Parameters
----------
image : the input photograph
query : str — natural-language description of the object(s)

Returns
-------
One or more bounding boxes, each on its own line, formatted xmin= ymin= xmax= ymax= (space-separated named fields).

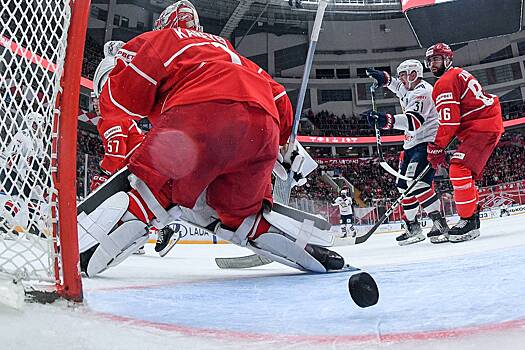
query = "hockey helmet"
xmin=397 ymin=59 xmax=423 ymax=88
xmin=25 ymin=112 xmax=43 ymax=131
xmin=92 ymin=55 xmax=117 ymax=98
xmin=340 ymin=189 xmax=348 ymax=196
xmin=154 ymin=1 xmax=203 ymax=31
xmin=425 ymin=43 xmax=453 ymax=69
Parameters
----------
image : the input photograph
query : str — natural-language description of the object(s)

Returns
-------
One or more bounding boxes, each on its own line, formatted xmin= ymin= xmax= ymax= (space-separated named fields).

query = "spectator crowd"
xmin=298 ymin=106 xmax=525 ymax=138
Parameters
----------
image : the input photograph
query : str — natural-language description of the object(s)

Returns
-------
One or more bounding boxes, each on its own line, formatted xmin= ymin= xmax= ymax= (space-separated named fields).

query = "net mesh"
xmin=0 ymin=0 xmax=71 ymax=284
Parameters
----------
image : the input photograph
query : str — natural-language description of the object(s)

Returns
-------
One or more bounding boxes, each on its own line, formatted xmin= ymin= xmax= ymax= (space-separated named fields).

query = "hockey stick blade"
xmin=215 ymin=254 xmax=273 ymax=269
xmin=379 ymin=161 xmax=412 ymax=181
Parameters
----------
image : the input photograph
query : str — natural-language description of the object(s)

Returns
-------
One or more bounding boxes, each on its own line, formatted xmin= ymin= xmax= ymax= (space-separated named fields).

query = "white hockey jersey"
xmin=387 ymin=77 xmax=439 ymax=150
xmin=332 ymin=196 xmax=353 ymax=215
xmin=0 ymin=129 xmax=44 ymax=178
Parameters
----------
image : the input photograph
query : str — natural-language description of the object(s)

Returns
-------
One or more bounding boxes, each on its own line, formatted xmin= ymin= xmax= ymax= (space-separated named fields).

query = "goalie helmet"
xmin=154 ymin=1 xmax=203 ymax=31
xmin=425 ymin=43 xmax=453 ymax=69
xmin=93 ymin=55 xmax=117 ymax=98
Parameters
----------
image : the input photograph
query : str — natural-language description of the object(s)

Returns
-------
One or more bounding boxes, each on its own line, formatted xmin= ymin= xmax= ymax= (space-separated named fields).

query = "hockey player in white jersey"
xmin=0 ymin=112 xmax=46 ymax=236
xmin=366 ymin=60 xmax=449 ymax=245
xmin=331 ymin=189 xmax=357 ymax=238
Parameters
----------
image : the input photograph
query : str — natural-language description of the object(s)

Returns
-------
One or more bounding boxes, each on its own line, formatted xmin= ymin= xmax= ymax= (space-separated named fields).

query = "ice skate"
xmin=427 ymin=211 xmax=449 ymax=244
xmin=396 ymin=219 xmax=425 ymax=246
xmin=304 ymin=244 xmax=345 ymax=270
xmin=448 ymin=212 xmax=480 ymax=243
xmin=155 ymin=225 xmax=179 ymax=257
xmin=340 ymin=226 xmax=348 ymax=239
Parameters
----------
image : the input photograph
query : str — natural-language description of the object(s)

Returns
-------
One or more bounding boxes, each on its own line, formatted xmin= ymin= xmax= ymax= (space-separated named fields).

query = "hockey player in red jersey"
xmin=425 ymin=43 xmax=503 ymax=242
xmin=77 ymin=1 xmax=342 ymax=277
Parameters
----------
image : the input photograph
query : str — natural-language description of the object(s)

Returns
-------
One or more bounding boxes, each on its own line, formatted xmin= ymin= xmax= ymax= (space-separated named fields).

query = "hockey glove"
xmin=366 ymin=110 xmax=394 ymax=130
xmin=90 ymin=174 xmax=109 ymax=192
xmin=273 ymin=140 xmax=317 ymax=187
xmin=366 ymin=68 xmax=391 ymax=87
xmin=427 ymin=143 xmax=447 ymax=169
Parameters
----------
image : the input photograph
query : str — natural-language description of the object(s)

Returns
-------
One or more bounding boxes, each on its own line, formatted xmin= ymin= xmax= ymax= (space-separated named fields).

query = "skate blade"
xmin=398 ymin=234 xmax=425 ymax=246
xmin=449 ymin=229 xmax=480 ymax=243
xmin=429 ymin=235 xmax=449 ymax=244
xmin=158 ymin=239 xmax=178 ymax=257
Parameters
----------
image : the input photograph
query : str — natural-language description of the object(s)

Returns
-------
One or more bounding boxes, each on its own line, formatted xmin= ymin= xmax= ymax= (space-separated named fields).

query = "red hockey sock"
xmin=127 ymin=189 xmax=155 ymax=223
xmin=401 ymin=196 xmax=418 ymax=221
xmin=449 ymin=163 xmax=478 ymax=218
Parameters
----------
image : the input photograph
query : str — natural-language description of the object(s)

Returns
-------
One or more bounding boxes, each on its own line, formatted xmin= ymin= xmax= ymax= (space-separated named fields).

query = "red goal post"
xmin=0 ymin=0 xmax=91 ymax=303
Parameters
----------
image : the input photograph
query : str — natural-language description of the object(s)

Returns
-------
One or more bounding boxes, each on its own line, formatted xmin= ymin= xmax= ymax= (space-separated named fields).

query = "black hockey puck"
xmin=348 ymin=272 xmax=379 ymax=308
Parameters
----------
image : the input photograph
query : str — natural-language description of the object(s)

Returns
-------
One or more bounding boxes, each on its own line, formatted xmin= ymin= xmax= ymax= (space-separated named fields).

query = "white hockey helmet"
xmin=396 ymin=59 xmax=423 ymax=88
xmin=154 ymin=1 xmax=203 ymax=31
xmin=340 ymin=189 xmax=348 ymax=196
xmin=92 ymin=55 xmax=117 ymax=98
xmin=25 ymin=111 xmax=43 ymax=131
xmin=397 ymin=59 xmax=424 ymax=79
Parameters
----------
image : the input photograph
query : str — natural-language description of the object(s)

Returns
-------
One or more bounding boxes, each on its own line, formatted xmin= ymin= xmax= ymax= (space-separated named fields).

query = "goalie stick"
xmin=273 ymin=0 xmax=329 ymax=206
xmin=369 ymin=83 xmax=412 ymax=181
xmin=219 ymin=0 xmax=329 ymax=269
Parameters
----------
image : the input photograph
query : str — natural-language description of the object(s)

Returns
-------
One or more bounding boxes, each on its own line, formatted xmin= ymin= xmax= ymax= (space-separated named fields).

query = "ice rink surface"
xmin=1 ymin=214 xmax=524 ymax=350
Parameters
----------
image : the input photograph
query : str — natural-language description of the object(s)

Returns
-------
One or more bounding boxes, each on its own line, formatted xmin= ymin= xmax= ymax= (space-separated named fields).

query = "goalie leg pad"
xmin=77 ymin=191 xmax=130 ymax=253
xmin=214 ymin=215 xmax=327 ymax=272
xmin=248 ymin=230 xmax=326 ymax=273
xmin=263 ymin=206 xmax=334 ymax=247
xmin=77 ymin=166 xmax=131 ymax=215
xmin=77 ymin=190 xmax=149 ymax=277
xmin=86 ymin=221 xmax=149 ymax=277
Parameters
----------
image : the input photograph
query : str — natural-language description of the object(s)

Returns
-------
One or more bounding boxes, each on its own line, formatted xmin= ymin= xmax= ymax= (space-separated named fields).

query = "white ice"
xmin=1 ymin=214 xmax=525 ymax=350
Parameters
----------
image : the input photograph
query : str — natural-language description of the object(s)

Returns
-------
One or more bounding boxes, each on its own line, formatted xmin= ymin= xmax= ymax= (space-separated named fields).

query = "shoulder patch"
xmin=436 ymin=92 xmax=453 ymax=104
xmin=104 ymin=125 xmax=122 ymax=139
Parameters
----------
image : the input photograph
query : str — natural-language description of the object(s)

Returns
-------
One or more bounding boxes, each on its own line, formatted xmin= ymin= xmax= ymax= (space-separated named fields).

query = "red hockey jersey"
xmin=431 ymin=67 xmax=503 ymax=148
xmin=99 ymin=28 xmax=292 ymax=145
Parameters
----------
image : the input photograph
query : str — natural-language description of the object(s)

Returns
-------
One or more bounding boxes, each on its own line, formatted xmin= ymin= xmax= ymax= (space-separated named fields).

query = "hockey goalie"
xmin=77 ymin=1 xmax=345 ymax=277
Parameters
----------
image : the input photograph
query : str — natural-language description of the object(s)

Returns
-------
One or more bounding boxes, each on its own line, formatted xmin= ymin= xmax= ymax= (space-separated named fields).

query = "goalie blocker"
xmin=77 ymin=167 xmax=343 ymax=277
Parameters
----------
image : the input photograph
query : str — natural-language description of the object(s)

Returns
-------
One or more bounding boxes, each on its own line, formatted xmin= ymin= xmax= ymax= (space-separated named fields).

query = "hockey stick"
xmin=369 ymin=82 xmax=412 ymax=181
xmin=219 ymin=0 xmax=329 ymax=270
xmin=354 ymin=138 xmax=455 ymax=244
xmin=215 ymin=255 xmax=273 ymax=269
xmin=273 ymin=0 xmax=329 ymax=205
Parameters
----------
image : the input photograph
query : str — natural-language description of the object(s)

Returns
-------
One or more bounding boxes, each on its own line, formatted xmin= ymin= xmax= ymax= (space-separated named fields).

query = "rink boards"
xmin=146 ymin=204 xmax=525 ymax=245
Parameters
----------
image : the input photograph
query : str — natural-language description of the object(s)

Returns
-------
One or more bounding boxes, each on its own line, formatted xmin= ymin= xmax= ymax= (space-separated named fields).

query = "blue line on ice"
xmin=86 ymin=246 xmax=525 ymax=336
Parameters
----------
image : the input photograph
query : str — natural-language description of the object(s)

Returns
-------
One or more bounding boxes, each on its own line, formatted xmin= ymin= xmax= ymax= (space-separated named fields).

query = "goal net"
xmin=0 ymin=0 xmax=89 ymax=303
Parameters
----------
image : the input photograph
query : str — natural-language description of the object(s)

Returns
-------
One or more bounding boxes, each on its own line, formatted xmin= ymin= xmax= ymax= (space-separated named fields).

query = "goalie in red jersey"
xmin=425 ymin=43 xmax=503 ymax=243
xmin=77 ymin=1 xmax=342 ymax=277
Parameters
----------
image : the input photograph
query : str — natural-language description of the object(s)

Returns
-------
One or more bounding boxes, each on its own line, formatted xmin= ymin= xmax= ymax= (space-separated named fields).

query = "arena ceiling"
xmin=109 ymin=0 xmax=403 ymax=38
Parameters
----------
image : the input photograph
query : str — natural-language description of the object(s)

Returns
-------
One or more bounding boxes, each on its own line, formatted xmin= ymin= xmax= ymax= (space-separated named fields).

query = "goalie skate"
xmin=155 ymin=224 xmax=182 ymax=257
